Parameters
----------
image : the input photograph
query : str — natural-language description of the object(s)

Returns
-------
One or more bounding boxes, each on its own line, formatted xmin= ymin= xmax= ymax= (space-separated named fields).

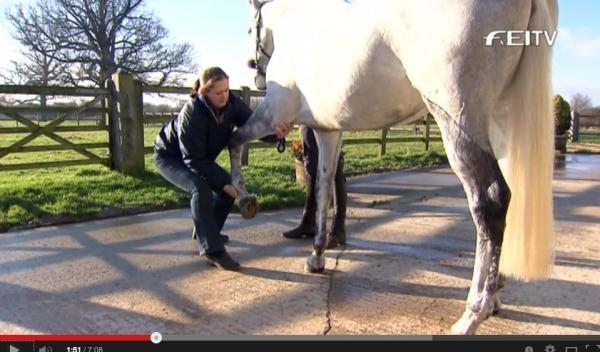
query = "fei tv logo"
xmin=485 ymin=30 xmax=557 ymax=46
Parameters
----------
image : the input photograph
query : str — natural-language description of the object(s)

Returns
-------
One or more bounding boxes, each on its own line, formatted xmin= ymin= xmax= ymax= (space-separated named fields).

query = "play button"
xmin=4 ymin=343 xmax=32 ymax=352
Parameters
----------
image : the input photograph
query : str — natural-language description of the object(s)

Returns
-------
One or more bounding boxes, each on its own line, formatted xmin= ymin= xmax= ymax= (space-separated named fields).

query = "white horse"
xmin=229 ymin=0 xmax=557 ymax=334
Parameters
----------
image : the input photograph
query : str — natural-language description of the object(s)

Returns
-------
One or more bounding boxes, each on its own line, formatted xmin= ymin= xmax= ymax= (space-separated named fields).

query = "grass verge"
xmin=0 ymin=135 xmax=446 ymax=232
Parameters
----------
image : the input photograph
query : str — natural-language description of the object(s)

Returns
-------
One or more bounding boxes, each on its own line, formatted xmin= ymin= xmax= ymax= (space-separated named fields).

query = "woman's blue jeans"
xmin=154 ymin=153 xmax=233 ymax=255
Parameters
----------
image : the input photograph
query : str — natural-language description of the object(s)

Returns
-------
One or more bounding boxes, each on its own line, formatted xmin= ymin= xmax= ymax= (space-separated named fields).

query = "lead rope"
xmin=277 ymin=139 xmax=286 ymax=153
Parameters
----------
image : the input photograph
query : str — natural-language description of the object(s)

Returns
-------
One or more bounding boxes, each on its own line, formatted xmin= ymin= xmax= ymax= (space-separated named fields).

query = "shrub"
xmin=554 ymin=94 xmax=572 ymax=136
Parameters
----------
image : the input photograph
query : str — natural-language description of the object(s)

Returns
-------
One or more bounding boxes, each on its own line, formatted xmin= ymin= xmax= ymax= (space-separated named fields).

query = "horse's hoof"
xmin=450 ymin=312 xmax=478 ymax=335
xmin=239 ymin=195 xmax=259 ymax=219
xmin=304 ymin=261 xmax=325 ymax=273
xmin=449 ymin=324 xmax=466 ymax=335
xmin=450 ymin=321 xmax=474 ymax=335
xmin=304 ymin=253 xmax=325 ymax=273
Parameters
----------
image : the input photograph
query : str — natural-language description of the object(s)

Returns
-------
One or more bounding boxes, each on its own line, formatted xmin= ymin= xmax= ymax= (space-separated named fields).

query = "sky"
xmin=0 ymin=0 xmax=599 ymax=106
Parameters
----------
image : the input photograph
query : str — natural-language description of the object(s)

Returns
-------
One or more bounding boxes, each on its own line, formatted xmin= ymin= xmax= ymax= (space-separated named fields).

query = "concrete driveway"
xmin=0 ymin=154 xmax=598 ymax=336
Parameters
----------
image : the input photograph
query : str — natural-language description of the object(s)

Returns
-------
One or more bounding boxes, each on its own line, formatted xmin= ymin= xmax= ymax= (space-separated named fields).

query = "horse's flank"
xmin=264 ymin=0 xmax=427 ymax=130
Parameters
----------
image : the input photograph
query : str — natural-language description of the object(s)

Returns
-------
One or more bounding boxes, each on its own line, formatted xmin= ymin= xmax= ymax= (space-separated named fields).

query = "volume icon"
xmin=39 ymin=346 xmax=53 ymax=352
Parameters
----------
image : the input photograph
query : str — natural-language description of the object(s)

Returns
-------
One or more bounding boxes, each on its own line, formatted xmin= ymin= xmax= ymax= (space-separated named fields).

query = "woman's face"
xmin=205 ymin=78 xmax=230 ymax=109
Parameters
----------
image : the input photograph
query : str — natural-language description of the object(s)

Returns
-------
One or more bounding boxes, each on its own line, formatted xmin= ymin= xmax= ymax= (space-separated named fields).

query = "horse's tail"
xmin=498 ymin=0 xmax=558 ymax=281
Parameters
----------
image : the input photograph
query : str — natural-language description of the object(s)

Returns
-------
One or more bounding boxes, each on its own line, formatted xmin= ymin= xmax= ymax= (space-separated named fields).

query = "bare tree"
xmin=0 ymin=48 xmax=73 ymax=110
xmin=0 ymin=50 xmax=71 ymax=86
xmin=570 ymin=93 xmax=593 ymax=113
xmin=6 ymin=0 xmax=197 ymax=87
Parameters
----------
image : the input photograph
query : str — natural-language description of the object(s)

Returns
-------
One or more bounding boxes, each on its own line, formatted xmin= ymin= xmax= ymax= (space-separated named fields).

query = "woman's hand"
xmin=274 ymin=121 xmax=291 ymax=139
xmin=222 ymin=184 xmax=239 ymax=199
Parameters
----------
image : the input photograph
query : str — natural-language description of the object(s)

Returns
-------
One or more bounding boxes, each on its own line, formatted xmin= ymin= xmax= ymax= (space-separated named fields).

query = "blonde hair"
xmin=190 ymin=66 xmax=229 ymax=98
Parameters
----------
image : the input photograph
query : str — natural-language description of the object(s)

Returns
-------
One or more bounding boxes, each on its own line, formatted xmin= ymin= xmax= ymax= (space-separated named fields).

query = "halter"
xmin=252 ymin=1 xmax=286 ymax=153
xmin=253 ymin=0 xmax=273 ymax=78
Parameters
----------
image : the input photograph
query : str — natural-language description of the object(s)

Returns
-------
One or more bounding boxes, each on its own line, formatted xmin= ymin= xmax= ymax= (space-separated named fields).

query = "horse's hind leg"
xmin=449 ymin=137 xmax=509 ymax=334
xmin=427 ymin=101 xmax=510 ymax=335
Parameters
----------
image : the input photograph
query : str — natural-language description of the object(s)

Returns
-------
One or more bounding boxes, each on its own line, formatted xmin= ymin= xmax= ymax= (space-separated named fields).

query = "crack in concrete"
xmin=323 ymin=245 xmax=346 ymax=335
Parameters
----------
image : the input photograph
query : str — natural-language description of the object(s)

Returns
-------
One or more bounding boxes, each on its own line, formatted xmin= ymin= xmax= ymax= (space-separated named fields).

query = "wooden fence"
xmin=140 ymin=82 xmax=440 ymax=165
xmin=0 ymin=70 xmax=441 ymax=173
xmin=0 ymin=85 xmax=110 ymax=171
xmin=570 ymin=111 xmax=600 ymax=142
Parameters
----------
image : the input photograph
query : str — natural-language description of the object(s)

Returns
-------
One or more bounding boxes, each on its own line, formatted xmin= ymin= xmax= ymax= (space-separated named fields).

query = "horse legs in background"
xmin=493 ymin=273 xmax=507 ymax=315
xmin=427 ymin=102 xmax=511 ymax=335
xmin=305 ymin=130 xmax=344 ymax=273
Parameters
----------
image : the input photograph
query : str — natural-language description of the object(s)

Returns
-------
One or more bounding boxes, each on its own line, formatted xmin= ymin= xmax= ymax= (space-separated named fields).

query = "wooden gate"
xmin=0 ymin=85 xmax=110 ymax=172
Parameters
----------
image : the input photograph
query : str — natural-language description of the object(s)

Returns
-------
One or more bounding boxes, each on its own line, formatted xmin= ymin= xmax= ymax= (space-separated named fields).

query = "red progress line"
xmin=0 ymin=335 xmax=150 ymax=341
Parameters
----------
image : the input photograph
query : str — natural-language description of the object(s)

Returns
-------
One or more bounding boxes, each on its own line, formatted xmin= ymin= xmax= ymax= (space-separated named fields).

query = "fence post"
xmin=106 ymin=70 xmax=145 ymax=175
xmin=379 ymin=128 xmax=388 ymax=157
xmin=570 ymin=110 xmax=580 ymax=142
xmin=424 ymin=114 xmax=431 ymax=151
xmin=240 ymin=86 xmax=251 ymax=166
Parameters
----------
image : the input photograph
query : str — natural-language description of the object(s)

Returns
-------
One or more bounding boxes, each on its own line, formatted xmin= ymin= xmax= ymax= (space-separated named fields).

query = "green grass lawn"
xmin=578 ymin=130 xmax=600 ymax=143
xmin=0 ymin=123 xmax=446 ymax=232
xmin=3 ymin=119 xmax=599 ymax=233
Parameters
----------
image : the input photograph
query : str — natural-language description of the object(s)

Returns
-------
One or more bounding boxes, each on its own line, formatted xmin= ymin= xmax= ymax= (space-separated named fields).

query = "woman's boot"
xmin=327 ymin=155 xmax=347 ymax=248
xmin=282 ymin=173 xmax=317 ymax=239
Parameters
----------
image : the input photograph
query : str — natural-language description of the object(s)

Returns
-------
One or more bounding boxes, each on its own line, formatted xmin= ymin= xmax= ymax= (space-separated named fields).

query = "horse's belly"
xmin=304 ymin=37 xmax=426 ymax=130
xmin=310 ymin=73 xmax=425 ymax=130
xmin=344 ymin=77 xmax=425 ymax=130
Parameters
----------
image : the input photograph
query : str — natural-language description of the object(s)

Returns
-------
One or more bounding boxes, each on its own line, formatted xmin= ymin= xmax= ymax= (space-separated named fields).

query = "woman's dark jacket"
xmin=154 ymin=93 xmax=276 ymax=191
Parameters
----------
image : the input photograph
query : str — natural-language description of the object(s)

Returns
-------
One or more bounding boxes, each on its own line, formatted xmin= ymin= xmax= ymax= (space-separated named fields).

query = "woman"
xmin=154 ymin=67 xmax=289 ymax=271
